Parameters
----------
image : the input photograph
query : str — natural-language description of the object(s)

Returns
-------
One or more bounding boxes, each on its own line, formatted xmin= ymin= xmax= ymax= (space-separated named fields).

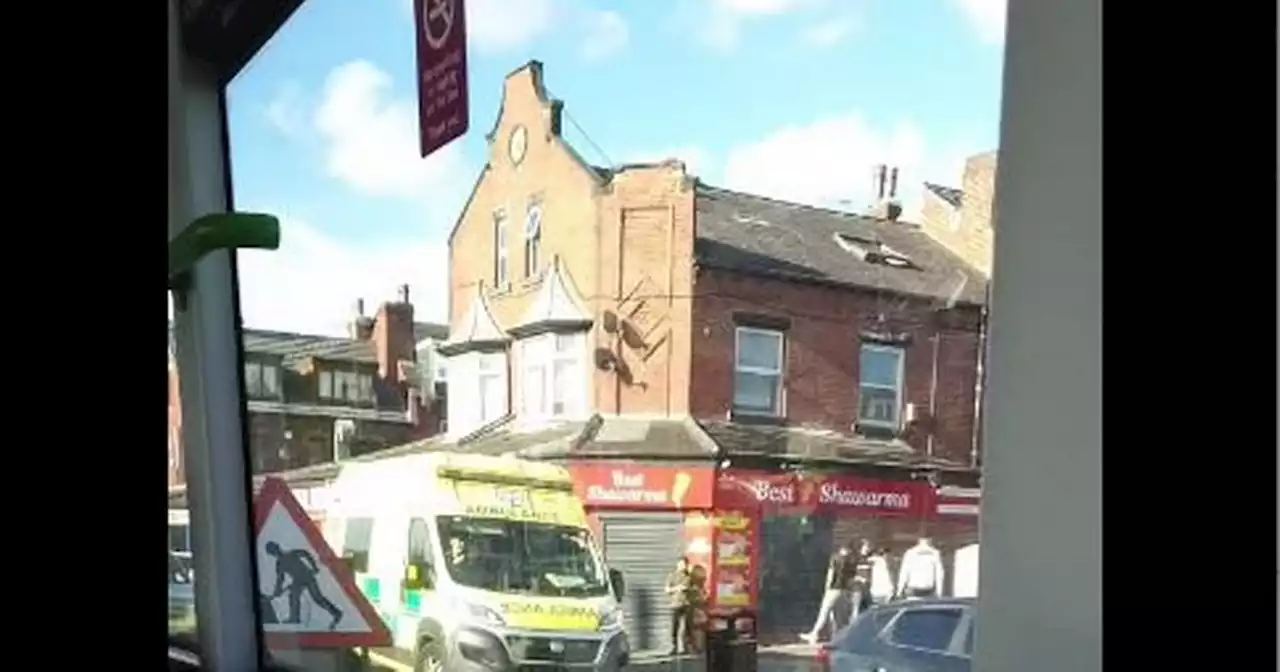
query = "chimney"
xmin=348 ymin=299 xmax=374 ymax=340
xmin=867 ymin=164 xmax=903 ymax=222
xmin=373 ymin=285 xmax=416 ymax=384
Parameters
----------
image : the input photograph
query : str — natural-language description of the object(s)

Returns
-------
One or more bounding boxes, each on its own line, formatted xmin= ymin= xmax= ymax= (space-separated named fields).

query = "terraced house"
xmin=416 ymin=61 xmax=992 ymax=648
xmin=166 ymin=287 xmax=448 ymax=488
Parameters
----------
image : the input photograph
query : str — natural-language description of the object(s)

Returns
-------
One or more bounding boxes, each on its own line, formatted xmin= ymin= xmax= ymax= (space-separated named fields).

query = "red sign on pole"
xmin=414 ymin=0 xmax=469 ymax=158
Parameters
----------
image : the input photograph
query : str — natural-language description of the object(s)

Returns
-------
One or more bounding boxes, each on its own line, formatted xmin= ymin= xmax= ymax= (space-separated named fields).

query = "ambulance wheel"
xmin=414 ymin=639 xmax=445 ymax=672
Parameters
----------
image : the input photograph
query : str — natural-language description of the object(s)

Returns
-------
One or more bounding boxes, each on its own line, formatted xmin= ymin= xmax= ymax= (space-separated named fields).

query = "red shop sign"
xmin=569 ymin=463 xmax=715 ymax=510
xmin=716 ymin=469 xmax=932 ymax=517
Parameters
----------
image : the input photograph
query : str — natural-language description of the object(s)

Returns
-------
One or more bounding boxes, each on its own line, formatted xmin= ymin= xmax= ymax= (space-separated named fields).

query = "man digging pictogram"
xmin=263 ymin=541 xmax=344 ymax=630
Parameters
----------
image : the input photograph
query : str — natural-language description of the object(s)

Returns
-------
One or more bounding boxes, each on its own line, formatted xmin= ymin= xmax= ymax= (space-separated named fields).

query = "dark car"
xmin=815 ymin=597 xmax=976 ymax=672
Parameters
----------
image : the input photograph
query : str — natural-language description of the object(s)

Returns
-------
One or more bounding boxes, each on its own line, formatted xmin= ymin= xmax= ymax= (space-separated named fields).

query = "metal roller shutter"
xmin=598 ymin=512 xmax=683 ymax=654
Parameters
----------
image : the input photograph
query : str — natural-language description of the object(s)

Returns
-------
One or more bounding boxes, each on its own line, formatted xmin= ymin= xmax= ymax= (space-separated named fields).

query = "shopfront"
xmin=567 ymin=461 xmax=717 ymax=653
xmin=706 ymin=468 xmax=981 ymax=644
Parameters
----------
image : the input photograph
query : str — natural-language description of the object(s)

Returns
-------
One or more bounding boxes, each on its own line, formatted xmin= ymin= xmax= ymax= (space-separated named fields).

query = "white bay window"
xmin=518 ymin=332 xmax=586 ymax=421
xmin=445 ymin=350 xmax=509 ymax=438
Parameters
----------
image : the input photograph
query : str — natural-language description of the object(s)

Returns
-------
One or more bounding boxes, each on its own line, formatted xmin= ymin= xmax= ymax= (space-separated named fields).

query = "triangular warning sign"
xmin=253 ymin=478 xmax=392 ymax=649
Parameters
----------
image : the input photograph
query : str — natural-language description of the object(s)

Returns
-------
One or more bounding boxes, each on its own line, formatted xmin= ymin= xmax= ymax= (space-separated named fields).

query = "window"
xmin=550 ymin=333 xmax=580 ymax=416
xmin=494 ymin=211 xmax=509 ymax=289
xmin=243 ymin=362 xmax=279 ymax=399
xmin=478 ymin=355 xmax=505 ymax=423
xmin=169 ymin=525 xmax=190 ymax=553
xmin=318 ymin=370 xmax=333 ymax=399
xmin=835 ymin=607 xmax=899 ymax=652
xmin=887 ymin=608 xmax=964 ymax=653
xmin=733 ymin=327 xmax=784 ymax=415
xmin=524 ymin=202 xmax=542 ymax=278
xmin=522 ymin=348 xmax=546 ymax=416
xmin=858 ymin=343 xmax=905 ymax=427
xmin=340 ymin=516 xmax=375 ymax=573
xmin=319 ymin=370 xmax=375 ymax=405
xmin=407 ymin=517 xmax=433 ymax=565
xmin=519 ymin=333 xmax=583 ymax=419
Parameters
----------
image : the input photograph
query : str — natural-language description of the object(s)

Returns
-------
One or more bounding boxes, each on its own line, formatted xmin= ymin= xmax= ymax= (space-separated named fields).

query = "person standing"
xmin=867 ymin=546 xmax=896 ymax=606
xmin=800 ymin=542 xmax=858 ymax=644
xmin=664 ymin=556 xmax=696 ymax=656
xmin=849 ymin=539 xmax=873 ymax=620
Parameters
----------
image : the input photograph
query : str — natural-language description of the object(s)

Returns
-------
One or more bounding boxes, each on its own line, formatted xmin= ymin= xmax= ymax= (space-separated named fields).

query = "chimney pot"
xmin=873 ymin=164 xmax=887 ymax=200
xmin=355 ymin=298 xmax=365 ymax=316
xmin=398 ymin=284 xmax=410 ymax=304
xmin=888 ymin=167 xmax=900 ymax=199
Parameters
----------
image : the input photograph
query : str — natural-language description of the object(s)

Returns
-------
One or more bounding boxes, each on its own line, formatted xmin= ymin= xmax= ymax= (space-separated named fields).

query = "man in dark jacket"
xmin=664 ymin=556 xmax=697 ymax=655
xmin=800 ymin=542 xmax=860 ymax=644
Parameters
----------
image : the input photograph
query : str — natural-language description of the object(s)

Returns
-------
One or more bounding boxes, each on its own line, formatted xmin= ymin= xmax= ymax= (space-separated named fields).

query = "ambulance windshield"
xmin=436 ymin=516 xmax=610 ymax=598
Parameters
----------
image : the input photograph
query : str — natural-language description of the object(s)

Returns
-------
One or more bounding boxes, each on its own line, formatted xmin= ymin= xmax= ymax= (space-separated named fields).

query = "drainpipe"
xmin=969 ymin=285 xmax=991 ymax=468
xmin=926 ymin=330 xmax=941 ymax=459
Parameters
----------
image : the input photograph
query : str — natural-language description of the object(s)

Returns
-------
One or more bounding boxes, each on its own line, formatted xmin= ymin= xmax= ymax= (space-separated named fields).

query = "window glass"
xmin=859 ymin=346 xmax=902 ymax=388
xmin=888 ymin=608 xmax=964 ymax=653
xmin=318 ymin=370 xmax=333 ymax=399
xmin=262 ymin=364 xmax=279 ymax=397
xmin=858 ymin=344 xmax=903 ymax=425
xmin=408 ymin=517 xmax=433 ymax=565
xmin=835 ymin=607 xmax=899 ymax=652
xmin=963 ymin=617 xmax=975 ymax=655
xmin=341 ymin=517 xmax=375 ymax=573
xmin=736 ymin=329 xmax=782 ymax=370
xmin=244 ymin=361 xmax=262 ymax=397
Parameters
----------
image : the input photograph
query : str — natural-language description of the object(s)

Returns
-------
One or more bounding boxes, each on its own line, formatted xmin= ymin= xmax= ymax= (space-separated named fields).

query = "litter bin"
xmin=705 ymin=609 xmax=757 ymax=672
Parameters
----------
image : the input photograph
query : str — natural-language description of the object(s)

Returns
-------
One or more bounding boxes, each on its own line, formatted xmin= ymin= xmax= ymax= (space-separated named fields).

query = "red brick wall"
xmin=168 ymin=362 xmax=184 ymax=488
xmin=689 ymin=268 xmax=982 ymax=464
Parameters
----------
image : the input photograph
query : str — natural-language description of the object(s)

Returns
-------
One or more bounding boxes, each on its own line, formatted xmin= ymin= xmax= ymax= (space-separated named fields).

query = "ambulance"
xmin=324 ymin=451 xmax=629 ymax=672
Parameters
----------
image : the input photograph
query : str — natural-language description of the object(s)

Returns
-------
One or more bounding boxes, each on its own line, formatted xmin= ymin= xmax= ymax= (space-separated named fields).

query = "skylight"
xmin=833 ymin=232 xmax=914 ymax=268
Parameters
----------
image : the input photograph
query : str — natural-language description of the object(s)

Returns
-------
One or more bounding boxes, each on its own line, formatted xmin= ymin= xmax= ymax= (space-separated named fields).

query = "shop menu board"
xmin=711 ymin=510 xmax=757 ymax=609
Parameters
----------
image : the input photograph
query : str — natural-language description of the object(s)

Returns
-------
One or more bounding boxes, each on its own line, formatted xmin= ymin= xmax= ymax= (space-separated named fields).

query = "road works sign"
xmin=253 ymin=478 xmax=391 ymax=648
xmin=414 ymin=0 xmax=470 ymax=158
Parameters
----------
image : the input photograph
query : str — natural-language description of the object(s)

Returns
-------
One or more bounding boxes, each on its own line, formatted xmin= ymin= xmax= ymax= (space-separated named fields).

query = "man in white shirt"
xmin=896 ymin=538 xmax=944 ymax=599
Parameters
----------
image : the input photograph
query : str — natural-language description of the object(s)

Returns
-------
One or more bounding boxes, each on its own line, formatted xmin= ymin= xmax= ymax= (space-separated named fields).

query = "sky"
xmin=222 ymin=0 xmax=1007 ymax=336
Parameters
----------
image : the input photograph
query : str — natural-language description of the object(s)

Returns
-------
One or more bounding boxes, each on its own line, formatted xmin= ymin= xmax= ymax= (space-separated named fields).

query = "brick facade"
xmin=446 ymin=61 xmax=983 ymax=465
xmin=448 ymin=63 xmax=697 ymax=421
xmin=918 ymin=151 xmax=997 ymax=276
xmin=167 ymin=297 xmax=446 ymax=485
xmin=690 ymin=269 xmax=982 ymax=465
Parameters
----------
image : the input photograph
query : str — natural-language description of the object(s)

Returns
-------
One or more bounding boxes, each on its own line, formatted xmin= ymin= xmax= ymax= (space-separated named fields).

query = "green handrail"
xmin=168 ymin=212 xmax=280 ymax=307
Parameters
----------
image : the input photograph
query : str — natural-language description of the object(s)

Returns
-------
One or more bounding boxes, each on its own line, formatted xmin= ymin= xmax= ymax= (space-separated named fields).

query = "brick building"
xmin=166 ymin=287 xmax=448 ymax=488
xmin=393 ymin=61 xmax=991 ymax=647
xmin=919 ymin=150 xmax=998 ymax=276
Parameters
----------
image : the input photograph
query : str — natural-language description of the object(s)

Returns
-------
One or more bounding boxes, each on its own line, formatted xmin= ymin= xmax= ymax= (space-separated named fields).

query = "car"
xmin=815 ymin=597 xmax=976 ymax=672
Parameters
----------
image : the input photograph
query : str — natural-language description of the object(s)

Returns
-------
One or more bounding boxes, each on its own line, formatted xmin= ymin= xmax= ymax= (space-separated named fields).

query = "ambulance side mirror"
xmin=608 ymin=569 xmax=626 ymax=599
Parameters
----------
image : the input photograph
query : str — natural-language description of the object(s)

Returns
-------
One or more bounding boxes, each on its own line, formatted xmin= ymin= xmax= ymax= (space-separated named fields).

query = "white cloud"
xmin=236 ymin=211 xmax=450 ymax=335
xmin=264 ymin=82 xmax=306 ymax=137
xmin=401 ymin=0 xmax=559 ymax=53
xmin=625 ymin=147 xmax=713 ymax=179
xmin=722 ymin=113 xmax=941 ymax=215
xmin=682 ymin=0 xmax=812 ymax=52
xmin=314 ymin=60 xmax=466 ymax=199
xmin=953 ymin=0 xmax=1006 ymax=45
xmin=579 ymin=9 xmax=630 ymax=62
xmin=712 ymin=0 xmax=805 ymax=15
xmin=800 ymin=16 xmax=859 ymax=47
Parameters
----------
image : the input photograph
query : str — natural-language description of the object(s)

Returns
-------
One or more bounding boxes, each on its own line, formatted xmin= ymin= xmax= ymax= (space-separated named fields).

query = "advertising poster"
xmin=711 ymin=509 xmax=757 ymax=610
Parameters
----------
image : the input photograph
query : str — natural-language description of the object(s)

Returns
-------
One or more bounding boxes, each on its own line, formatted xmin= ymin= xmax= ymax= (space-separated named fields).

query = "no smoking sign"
xmin=414 ymin=0 xmax=470 ymax=158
